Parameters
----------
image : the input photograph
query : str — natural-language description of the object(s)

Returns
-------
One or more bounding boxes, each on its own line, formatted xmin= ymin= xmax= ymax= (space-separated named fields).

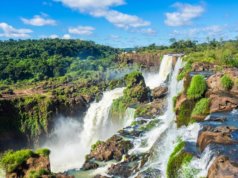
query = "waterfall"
xmin=44 ymin=87 xmax=132 ymax=172
xmin=144 ymin=54 xmax=173 ymax=89
xmin=130 ymin=57 xmax=184 ymax=177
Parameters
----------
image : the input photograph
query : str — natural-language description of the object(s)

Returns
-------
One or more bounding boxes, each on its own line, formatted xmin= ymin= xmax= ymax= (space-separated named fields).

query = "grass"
xmin=28 ymin=169 xmax=50 ymax=178
xmin=192 ymin=98 xmax=210 ymax=117
xmin=187 ymin=75 xmax=207 ymax=100
xmin=0 ymin=149 xmax=34 ymax=173
xmin=221 ymin=75 xmax=234 ymax=90
xmin=177 ymin=61 xmax=192 ymax=81
xmin=35 ymin=148 xmax=50 ymax=157
xmin=167 ymin=141 xmax=193 ymax=178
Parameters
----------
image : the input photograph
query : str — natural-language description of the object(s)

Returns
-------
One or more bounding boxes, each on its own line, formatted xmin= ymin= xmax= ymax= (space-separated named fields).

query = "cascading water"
xmin=144 ymin=54 xmax=173 ymax=89
xmin=130 ymin=57 xmax=184 ymax=177
xmin=44 ymin=87 xmax=132 ymax=172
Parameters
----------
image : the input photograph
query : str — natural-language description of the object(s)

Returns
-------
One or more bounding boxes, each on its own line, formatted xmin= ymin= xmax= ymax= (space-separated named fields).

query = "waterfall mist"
xmin=43 ymin=88 xmax=129 ymax=172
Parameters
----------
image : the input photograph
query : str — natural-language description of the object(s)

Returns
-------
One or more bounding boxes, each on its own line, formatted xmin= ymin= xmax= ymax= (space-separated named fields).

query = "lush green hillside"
xmin=0 ymin=39 xmax=119 ymax=84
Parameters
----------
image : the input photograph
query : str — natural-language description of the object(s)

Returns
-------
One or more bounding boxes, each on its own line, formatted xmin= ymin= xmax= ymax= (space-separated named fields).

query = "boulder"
xmin=82 ymin=162 xmax=99 ymax=170
xmin=83 ymin=135 xmax=133 ymax=170
xmin=208 ymin=155 xmax=238 ymax=178
xmin=152 ymin=86 xmax=168 ymax=99
xmin=197 ymin=126 xmax=238 ymax=151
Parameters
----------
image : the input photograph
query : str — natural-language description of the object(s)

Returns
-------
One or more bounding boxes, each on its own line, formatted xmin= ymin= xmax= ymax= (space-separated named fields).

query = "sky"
xmin=0 ymin=0 xmax=238 ymax=48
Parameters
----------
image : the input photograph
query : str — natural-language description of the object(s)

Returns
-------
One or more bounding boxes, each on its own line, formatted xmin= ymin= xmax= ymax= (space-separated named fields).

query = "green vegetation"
xmin=139 ymin=119 xmax=159 ymax=131
xmin=177 ymin=61 xmax=192 ymax=81
xmin=91 ymin=141 xmax=103 ymax=151
xmin=187 ymin=75 xmax=207 ymax=100
xmin=35 ymin=148 xmax=50 ymax=157
xmin=110 ymin=71 xmax=150 ymax=116
xmin=167 ymin=140 xmax=193 ymax=178
xmin=176 ymin=99 xmax=196 ymax=127
xmin=29 ymin=169 xmax=50 ymax=178
xmin=0 ymin=149 xmax=34 ymax=172
xmin=134 ymin=105 xmax=151 ymax=118
xmin=221 ymin=75 xmax=234 ymax=90
xmin=0 ymin=39 xmax=119 ymax=84
xmin=192 ymin=98 xmax=210 ymax=117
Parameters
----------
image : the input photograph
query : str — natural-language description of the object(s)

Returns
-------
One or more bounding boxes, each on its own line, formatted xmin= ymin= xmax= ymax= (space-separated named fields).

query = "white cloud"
xmin=103 ymin=10 xmax=150 ymax=29
xmin=68 ymin=26 xmax=95 ymax=35
xmin=141 ymin=28 xmax=157 ymax=35
xmin=49 ymin=34 xmax=59 ymax=39
xmin=21 ymin=14 xmax=57 ymax=26
xmin=62 ymin=34 xmax=71 ymax=39
xmin=55 ymin=0 xmax=150 ymax=29
xmin=0 ymin=22 xmax=32 ymax=38
xmin=170 ymin=25 xmax=224 ymax=40
xmin=55 ymin=0 xmax=125 ymax=11
xmin=165 ymin=3 xmax=204 ymax=27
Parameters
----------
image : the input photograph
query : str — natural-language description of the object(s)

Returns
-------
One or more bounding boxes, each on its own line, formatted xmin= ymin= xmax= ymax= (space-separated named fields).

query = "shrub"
xmin=124 ymin=71 xmax=145 ymax=88
xmin=177 ymin=62 xmax=192 ymax=81
xmin=187 ymin=75 xmax=207 ymax=99
xmin=167 ymin=141 xmax=193 ymax=178
xmin=0 ymin=149 xmax=33 ymax=173
xmin=221 ymin=75 xmax=234 ymax=90
xmin=192 ymin=98 xmax=210 ymax=117
xmin=35 ymin=148 xmax=50 ymax=157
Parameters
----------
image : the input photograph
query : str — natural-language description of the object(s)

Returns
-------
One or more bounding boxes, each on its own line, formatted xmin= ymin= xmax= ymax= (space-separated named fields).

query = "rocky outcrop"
xmin=83 ymin=135 xmax=133 ymax=170
xmin=118 ymin=53 xmax=161 ymax=70
xmin=207 ymin=91 xmax=238 ymax=113
xmin=197 ymin=126 xmax=238 ymax=151
xmin=207 ymin=68 xmax=238 ymax=93
xmin=208 ymin=156 xmax=238 ymax=178
xmin=152 ymin=86 xmax=168 ymax=99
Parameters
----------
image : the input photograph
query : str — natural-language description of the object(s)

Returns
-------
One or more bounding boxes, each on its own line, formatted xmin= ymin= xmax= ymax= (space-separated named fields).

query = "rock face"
xmin=152 ymin=86 xmax=168 ymax=99
xmin=118 ymin=53 xmax=161 ymax=69
xmin=83 ymin=135 xmax=133 ymax=170
xmin=197 ymin=126 xmax=238 ymax=151
xmin=208 ymin=156 xmax=238 ymax=178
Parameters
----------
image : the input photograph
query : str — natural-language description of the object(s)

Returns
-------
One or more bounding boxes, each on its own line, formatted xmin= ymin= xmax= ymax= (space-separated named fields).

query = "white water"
xmin=130 ymin=57 xmax=184 ymax=177
xmin=144 ymin=55 xmax=173 ymax=89
xmin=44 ymin=87 xmax=132 ymax=172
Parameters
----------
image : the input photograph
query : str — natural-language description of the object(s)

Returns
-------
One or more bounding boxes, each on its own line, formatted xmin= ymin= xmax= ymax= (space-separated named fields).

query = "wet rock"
xmin=134 ymin=99 xmax=166 ymax=119
xmin=208 ymin=155 xmax=238 ymax=178
xmin=83 ymin=135 xmax=133 ymax=170
xmin=82 ymin=161 xmax=99 ymax=170
xmin=107 ymin=153 xmax=150 ymax=178
xmin=152 ymin=86 xmax=168 ymax=99
xmin=197 ymin=126 xmax=238 ymax=151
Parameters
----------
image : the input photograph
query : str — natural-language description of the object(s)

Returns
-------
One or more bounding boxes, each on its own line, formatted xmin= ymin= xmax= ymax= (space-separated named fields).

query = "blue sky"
xmin=0 ymin=0 xmax=238 ymax=47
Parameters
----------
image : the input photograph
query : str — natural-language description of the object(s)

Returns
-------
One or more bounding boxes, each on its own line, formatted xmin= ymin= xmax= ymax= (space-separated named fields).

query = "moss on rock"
xmin=167 ymin=141 xmax=193 ymax=178
xmin=187 ymin=75 xmax=207 ymax=100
